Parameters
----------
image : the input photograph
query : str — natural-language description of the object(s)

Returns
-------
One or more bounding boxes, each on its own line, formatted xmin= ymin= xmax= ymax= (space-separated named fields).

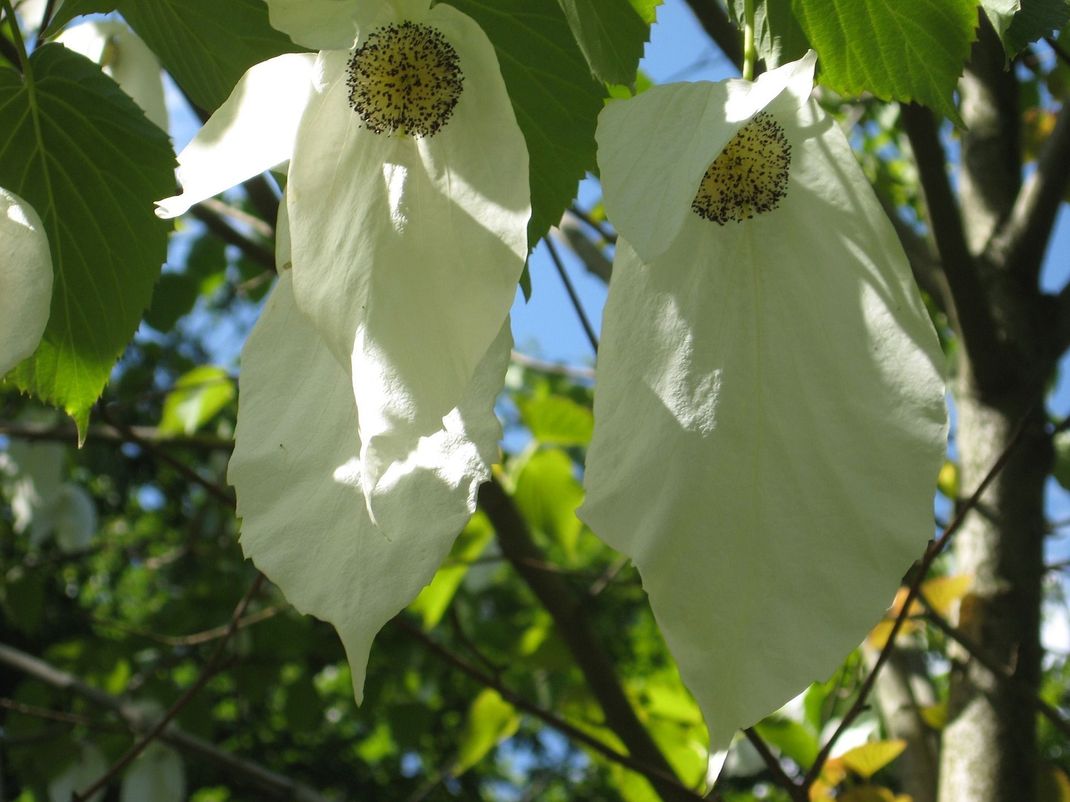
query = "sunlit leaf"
xmin=453 ymin=689 xmax=521 ymax=774
xmin=158 ymin=366 xmax=235 ymax=436
xmin=840 ymin=739 xmax=907 ymax=780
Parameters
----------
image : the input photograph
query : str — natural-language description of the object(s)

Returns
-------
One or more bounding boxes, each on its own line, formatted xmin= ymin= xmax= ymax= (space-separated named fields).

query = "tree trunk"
xmin=937 ymin=385 xmax=1049 ymax=802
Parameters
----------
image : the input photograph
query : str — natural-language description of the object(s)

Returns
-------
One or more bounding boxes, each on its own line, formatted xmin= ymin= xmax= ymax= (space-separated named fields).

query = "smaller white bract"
xmin=0 ymin=187 xmax=52 ymax=377
xmin=57 ymin=20 xmax=168 ymax=130
xmin=156 ymin=0 xmax=529 ymax=702
xmin=580 ymin=52 xmax=949 ymax=750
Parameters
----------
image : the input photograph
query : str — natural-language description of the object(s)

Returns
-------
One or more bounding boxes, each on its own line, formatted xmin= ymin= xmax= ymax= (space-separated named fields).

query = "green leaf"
xmin=1001 ymin=0 xmax=1070 ymax=56
xmin=144 ymin=273 xmax=200 ymax=333
xmin=447 ymin=0 xmax=606 ymax=242
xmin=1054 ymin=430 xmax=1070 ymax=490
xmin=46 ymin=0 xmax=302 ymax=111
xmin=628 ymin=0 xmax=661 ymax=24
xmin=754 ymin=716 xmax=819 ymax=768
xmin=409 ymin=511 xmax=494 ymax=629
xmin=556 ymin=0 xmax=650 ymax=85
xmin=513 ymin=448 xmax=584 ymax=557
xmin=729 ymin=0 xmax=811 ymax=68
xmin=41 ymin=0 xmax=112 ymax=35
xmin=791 ymin=0 xmax=978 ymax=123
xmin=453 ymin=689 xmax=520 ymax=775
xmin=0 ymin=45 xmax=175 ymax=435
xmin=517 ymin=394 xmax=594 ymax=445
xmin=158 ymin=365 xmax=235 ymax=436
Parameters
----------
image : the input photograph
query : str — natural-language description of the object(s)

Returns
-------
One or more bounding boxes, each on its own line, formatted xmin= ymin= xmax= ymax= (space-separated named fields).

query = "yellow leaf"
xmin=840 ymin=786 xmax=897 ymax=802
xmin=937 ymin=460 xmax=959 ymax=499
xmin=841 ymin=787 xmax=901 ymax=802
xmin=840 ymin=740 xmax=907 ymax=780
xmin=1038 ymin=763 xmax=1070 ymax=802
xmin=919 ymin=574 xmax=972 ymax=617
xmin=919 ymin=702 xmax=947 ymax=730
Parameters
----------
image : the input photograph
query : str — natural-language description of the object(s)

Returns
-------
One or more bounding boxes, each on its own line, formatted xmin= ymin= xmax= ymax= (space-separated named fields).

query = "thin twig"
xmin=568 ymin=206 xmax=617 ymax=245
xmin=190 ymin=203 xmax=276 ymax=273
xmin=918 ymin=596 xmax=1070 ymax=740
xmin=394 ymin=617 xmax=709 ymax=800
xmin=742 ymin=729 xmax=806 ymax=802
xmin=0 ymin=640 xmax=333 ymax=801
xmin=544 ymin=237 xmax=599 ymax=354
xmin=0 ymin=419 xmax=233 ymax=452
xmin=802 ymin=404 xmax=1036 ymax=791
xmin=510 ymin=350 xmax=595 ymax=381
xmin=92 ymin=605 xmax=280 ymax=648
xmin=1047 ymin=36 xmax=1070 ymax=68
xmin=0 ymin=698 xmax=124 ymax=734
xmin=74 ymin=572 xmax=265 ymax=801
xmin=99 ymin=407 xmax=236 ymax=508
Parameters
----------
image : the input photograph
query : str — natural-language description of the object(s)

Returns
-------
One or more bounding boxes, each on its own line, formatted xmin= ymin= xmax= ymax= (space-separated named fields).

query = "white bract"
xmin=580 ymin=53 xmax=948 ymax=750
xmin=0 ymin=187 xmax=52 ymax=377
xmin=157 ymin=0 xmax=528 ymax=523
xmin=228 ymin=272 xmax=510 ymax=701
xmin=58 ymin=20 xmax=168 ymax=130
xmin=159 ymin=0 xmax=528 ymax=701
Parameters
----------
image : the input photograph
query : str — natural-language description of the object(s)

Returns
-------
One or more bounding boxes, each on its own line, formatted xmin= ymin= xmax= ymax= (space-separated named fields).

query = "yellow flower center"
xmin=346 ymin=21 xmax=464 ymax=138
xmin=691 ymin=112 xmax=791 ymax=224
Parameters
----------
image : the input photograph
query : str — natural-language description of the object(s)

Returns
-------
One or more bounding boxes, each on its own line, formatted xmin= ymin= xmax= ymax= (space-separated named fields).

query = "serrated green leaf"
xmin=1001 ymin=0 xmax=1070 ymax=56
xmin=517 ymin=393 xmax=594 ymax=445
xmin=41 ymin=0 xmax=113 ymax=36
xmin=158 ymin=365 xmax=235 ymax=436
xmin=409 ymin=511 xmax=494 ymax=629
xmin=628 ymin=0 xmax=661 ymax=24
xmin=0 ymin=45 xmax=175 ymax=435
xmin=556 ymin=0 xmax=649 ymax=85
xmin=513 ymin=448 xmax=584 ymax=557
xmin=447 ymin=0 xmax=606 ymax=242
xmin=453 ymin=689 xmax=520 ymax=775
xmin=791 ymin=0 xmax=978 ymax=123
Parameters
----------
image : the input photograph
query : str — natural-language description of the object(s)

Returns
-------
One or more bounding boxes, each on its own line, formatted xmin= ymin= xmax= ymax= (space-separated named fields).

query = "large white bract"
xmin=0 ymin=188 xmax=52 ymax=377
xmin=580 ymin=52 xmax=948 ymax=749
xmin=155 ymin=0 xmax=529 ymax=701
xmin=228 ymin=272 xmax=510 ymax=701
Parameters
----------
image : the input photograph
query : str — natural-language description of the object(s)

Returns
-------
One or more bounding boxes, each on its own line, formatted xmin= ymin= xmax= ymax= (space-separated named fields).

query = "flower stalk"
xmin=742 ymin=0 xmax=757 ymax=80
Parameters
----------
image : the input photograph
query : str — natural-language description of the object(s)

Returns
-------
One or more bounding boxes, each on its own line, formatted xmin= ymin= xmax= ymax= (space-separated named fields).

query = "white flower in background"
xmin=5 ymin=441 xmax=97 ymax=552
xmin=0 ymin=187 xmax=52 ymax=377
xmin=157 ymin=0 xmax=528 ymax=523
xmin=580 ymin=52 xmax=948 ymax=750
xmin=155 ymin=0 xmax=528 ymax=702
xmin=57 ymin=19 xmax=168 ymax=131
xmin=48 ymin=743 xmax=106 ymax=802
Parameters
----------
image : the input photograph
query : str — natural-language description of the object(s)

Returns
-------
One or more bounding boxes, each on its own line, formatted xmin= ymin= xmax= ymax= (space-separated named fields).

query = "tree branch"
xmin=919 ymin=598 xmax=1070 ymax=741
xmin=0 ymin=419 xmax=233 ymax=451
xmin=0 ymin=636 xmax=333 ymax=801
xmin=190 ymin=203 xmax=276 ymax=273
xmin=988 ymin=101 xmax=1070 ymax=283
xmin=74 ymin=572 xmax=265 ymax=801
xmin=801 ymin=401 xmax=1036 ymax=791
xmin=682 ymin=0 xmax=743 ymax=70
xmin=479 ymin=479 xmax=698 ymax=802
xmin=900 ymin=104 xmax=1003 ymax=385
xmin=394 ymin=618 xmax=707 ymax=800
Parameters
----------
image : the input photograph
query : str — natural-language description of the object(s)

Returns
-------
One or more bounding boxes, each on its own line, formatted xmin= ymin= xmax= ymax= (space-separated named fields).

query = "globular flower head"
xmin=580 ymin=53 xmax=948 ymax=750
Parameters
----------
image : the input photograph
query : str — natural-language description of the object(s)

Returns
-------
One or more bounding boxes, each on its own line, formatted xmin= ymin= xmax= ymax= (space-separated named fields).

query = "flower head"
xmin=579 ymin=53 xmax=948 ymax=749
xmin=0 ymin=187 xmax=52 ymax=377
xmin=156 ymin=0 xmax=528 ymax=701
